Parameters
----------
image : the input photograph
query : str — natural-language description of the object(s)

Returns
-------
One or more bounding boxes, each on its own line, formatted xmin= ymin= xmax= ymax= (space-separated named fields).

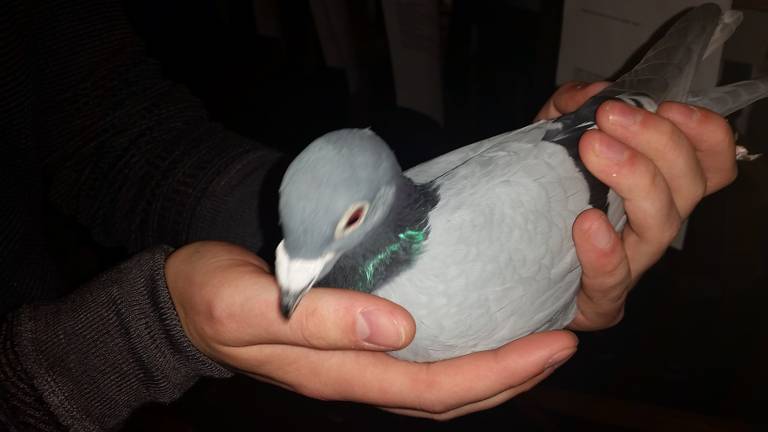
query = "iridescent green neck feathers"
xmin=358 ymin=228 xmax=427 ymax=292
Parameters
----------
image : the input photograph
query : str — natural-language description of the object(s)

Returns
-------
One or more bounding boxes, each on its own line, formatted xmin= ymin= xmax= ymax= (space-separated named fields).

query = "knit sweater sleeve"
xmin=1 ymin=247 xmax=234 ymax=432
xmin=35 ymin=0 xmax=284 ymax=254
xmin=0 ymin=0 xmax=285 ymax=430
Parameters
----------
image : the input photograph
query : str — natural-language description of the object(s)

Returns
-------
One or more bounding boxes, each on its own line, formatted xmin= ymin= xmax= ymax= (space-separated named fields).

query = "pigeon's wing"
xmin=688 ymin=77 xmax=768 ymax=117
xmin=381 ymin=133 xmax=590 ymax=362
xmin=703 ymin=9 xmax=743 ymax=58
xmin=542 ymin=5 xmax=744 ymax=226
xmin=404 ymin=122 xmax=551 ymax=184
xmin=548 ymin=4 xmax=737 ymax=148
xmin=601 ymin=4 xmax=726 ymax=104
xmin=592 ymin=6 xmax=768 ymax=116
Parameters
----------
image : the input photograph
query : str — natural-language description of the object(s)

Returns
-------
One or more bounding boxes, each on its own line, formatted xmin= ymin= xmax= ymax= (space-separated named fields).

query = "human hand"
xmin=166 ymin=241 xmax=578 ymax=420
xmin=536 ymin=81 xmax=737 ymax=330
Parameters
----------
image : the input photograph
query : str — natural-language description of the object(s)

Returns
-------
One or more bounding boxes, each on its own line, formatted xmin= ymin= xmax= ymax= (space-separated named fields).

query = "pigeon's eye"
xmin=345 ymin=207 xmax=364 ymax=228
xmin=335 ymin=201 xmax=370 ymax=239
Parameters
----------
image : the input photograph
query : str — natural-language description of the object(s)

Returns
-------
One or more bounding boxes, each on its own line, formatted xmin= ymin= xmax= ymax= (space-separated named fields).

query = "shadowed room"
xmin=3 ymin=0 xmax=766 ymax=431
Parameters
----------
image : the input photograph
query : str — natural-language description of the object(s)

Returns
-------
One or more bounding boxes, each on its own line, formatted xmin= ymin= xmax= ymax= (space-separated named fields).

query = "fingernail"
xmin=357 ymin=308 xmax=405 ymax=349
xmin=573 ymin=81 xmax=587 ymax=89
xmin=594 ymin=134 xmax=628 ymax=162
xmin=546 ymin=348 xmax=576 ymax=369
xmin=588 ymin=219 xmax=614 ymax=250
xmin=605 ymin=100 xmax=640 ymax=128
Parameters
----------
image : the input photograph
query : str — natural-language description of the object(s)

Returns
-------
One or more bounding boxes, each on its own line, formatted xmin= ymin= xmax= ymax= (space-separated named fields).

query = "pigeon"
xmin=274 ymin=3 xmax=768 ymax=362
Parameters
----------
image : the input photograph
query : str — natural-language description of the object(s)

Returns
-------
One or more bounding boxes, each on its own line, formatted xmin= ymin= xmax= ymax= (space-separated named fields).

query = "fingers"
xmin=593 ymin=101 xmax=736 ymax=212
xmin=569 ymin=99 xmax=735 ymax=333
xmin=534 ymin=81 xmax=611 ymax=121
xmin=242 ymin=330 xmax=577 ymax=417
xmin=596 ymin=100 xmax=707 ymax=218
xmin=286 ymin=288 xmax=416 ymax=350
xmin=579 ymin=128 xmax=682 ymax=271
xmin=569 ymin=209 xmax=630 ymax=331
xmin=656 ymin=102 xmax=737 ymax=194
xmin=382 ymin=366 xmax=557 ymax=420
xmin=212 ymin=272 xmax=415 ymax=351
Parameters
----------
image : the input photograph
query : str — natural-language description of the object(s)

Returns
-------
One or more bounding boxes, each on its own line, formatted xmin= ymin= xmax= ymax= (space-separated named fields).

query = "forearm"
xmin=35 ymin=0 xmax=282 ymax=253
xmin=44 ymin=55 xmax=283 ymax=253
xmin=0 ymin=247 xmax=232 ymax=431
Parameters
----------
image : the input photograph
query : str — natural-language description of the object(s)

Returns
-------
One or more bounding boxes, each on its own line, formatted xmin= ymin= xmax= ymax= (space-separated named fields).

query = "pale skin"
xmin=166 ymin=81 xmax=737 ymax=420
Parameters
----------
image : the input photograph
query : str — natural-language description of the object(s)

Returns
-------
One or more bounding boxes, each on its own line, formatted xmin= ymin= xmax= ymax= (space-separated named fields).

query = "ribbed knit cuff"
xmin=13 ymin=246 xmax=232 ymax=431
xmin=1 ymin=316 xmax=66 ymax=431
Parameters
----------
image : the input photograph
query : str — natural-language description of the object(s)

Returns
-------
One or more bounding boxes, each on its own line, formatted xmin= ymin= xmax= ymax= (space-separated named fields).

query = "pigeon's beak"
xmin=275 ymin=240 xmax=335 ymax=319
xmin=279 ymin=283 xmax=311 ymax=319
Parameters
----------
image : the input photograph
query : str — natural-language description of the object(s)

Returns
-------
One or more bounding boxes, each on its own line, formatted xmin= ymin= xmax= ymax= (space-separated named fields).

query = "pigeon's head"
xmin=276 ymin=129 xmax=402 ymax=317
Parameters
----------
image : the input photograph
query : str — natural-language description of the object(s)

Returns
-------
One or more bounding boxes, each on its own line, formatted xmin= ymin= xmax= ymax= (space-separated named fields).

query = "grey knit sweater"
xmin=0 ymin=0 xmax=282 ymax=430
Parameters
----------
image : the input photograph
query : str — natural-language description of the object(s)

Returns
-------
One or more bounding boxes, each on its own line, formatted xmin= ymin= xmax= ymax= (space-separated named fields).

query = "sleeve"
xmin=34 ymin=0 xmax=284 ymax=254
xmin=0 ymin=247 xmax=233 ymax=432
xmin=0 ymin=0 xmax=286 ymax=429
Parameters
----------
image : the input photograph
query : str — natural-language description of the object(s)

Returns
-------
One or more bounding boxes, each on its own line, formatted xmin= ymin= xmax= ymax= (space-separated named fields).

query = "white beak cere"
xmin=275 ymin=240 xmax=336 ymax=318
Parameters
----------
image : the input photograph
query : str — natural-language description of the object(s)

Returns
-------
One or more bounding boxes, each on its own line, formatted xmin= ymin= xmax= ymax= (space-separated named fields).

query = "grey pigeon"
xmin=275 ymin=4 xmax=768 ymax=362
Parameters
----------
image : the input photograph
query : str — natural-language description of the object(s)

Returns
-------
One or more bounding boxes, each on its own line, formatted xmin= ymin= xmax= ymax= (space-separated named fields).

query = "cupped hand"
xmin=166 ymin=241 xmax=578 ymax=420
xmin=536 ymin=81 xmax=737 ymax=330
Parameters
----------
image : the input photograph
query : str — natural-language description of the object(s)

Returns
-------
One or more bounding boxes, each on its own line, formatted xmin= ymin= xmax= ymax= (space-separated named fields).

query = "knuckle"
xmin=580 ymin=256 xmax=631 ymax=310
xmin=559 ymin=80 xmax=584 ymax=96
xmin=586 ymin=251 xmax=628 ymax=291
xmin=581 ymin=304 xmax=626 ymax=331
xmin=555 ymin=82 xmax=588 ymax=112
xmin=293 ymin=303 xmax=350 ymax=349
xmin=293 ymin=306 xmax=327 ymax=348
xmin=714 ymin=124 xmax=737 ymax=155
xmin=641 ymin=113 xmax=677 ymax=144
xmin=609 ymin=306 xmax=626 ymax=326
xmin=657 ymin=210 xmax=682 ymax=247
xmin=710 ymin=113 xmax=735 ymax=144
xmin=634 ymin=158 xmax=661 ymax=193
xmin=706 ymin=157 xmax=738 ymax=195
xmin=582 ymin=274 xmax=629 ymax=309
xmin=204 ymin=296 xmax=237 ymax=338
xmin=695 ymin=108 xmax=737 ymax=151
xmin=414 ymin=368 xmax=454 ymax=414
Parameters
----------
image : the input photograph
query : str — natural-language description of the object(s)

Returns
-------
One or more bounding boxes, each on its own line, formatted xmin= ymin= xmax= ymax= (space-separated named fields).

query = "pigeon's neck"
xmin=319 ymin=176 xmax=439 ymax=293
xmin=358 ymin=226 xmax=427 ymax=292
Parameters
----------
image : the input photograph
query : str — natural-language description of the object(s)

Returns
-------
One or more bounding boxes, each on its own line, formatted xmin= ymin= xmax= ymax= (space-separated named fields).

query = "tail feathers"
xmin=703 ymin=10 xmax=744 ymax=58
xmin=602 ymin=3 xmax=722 ymax=103
xmin=687 ymin=78 xmax=768 ymax=117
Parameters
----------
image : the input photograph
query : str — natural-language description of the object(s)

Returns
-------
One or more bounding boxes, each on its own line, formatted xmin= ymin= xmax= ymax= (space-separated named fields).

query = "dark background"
xmin=116 ymin=0 xmax=768 ymax=430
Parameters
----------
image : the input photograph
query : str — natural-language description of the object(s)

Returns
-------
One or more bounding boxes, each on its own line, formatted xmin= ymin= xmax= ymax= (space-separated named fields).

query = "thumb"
xmin=277 ymin=287 xmax=416 ymax=350
xmin=168 ymin=241 xmax=415 ymax=353
xmin=570 ymin=209 xmax=631 ymax=330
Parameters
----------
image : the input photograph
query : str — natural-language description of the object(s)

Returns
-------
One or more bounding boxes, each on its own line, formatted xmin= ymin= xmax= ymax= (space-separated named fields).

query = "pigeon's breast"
xmin=380 ymin=132 xmax=592 ymax=362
